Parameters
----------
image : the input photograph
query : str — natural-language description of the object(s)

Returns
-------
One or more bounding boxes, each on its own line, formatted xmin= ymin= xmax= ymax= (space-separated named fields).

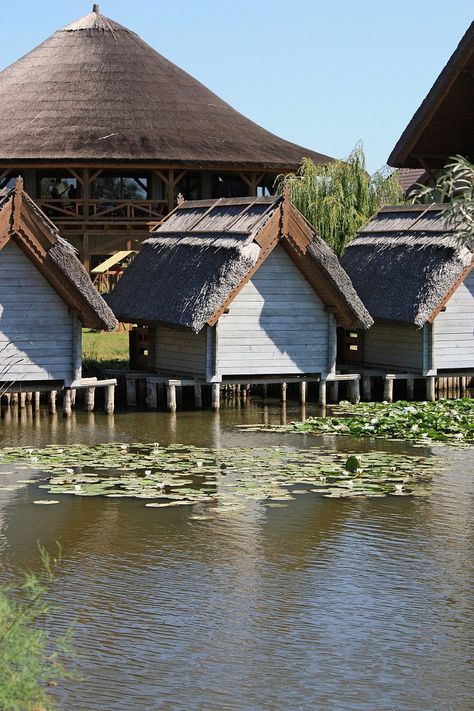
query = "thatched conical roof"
xmin=0 ymin=6 xmax=331 ymax=169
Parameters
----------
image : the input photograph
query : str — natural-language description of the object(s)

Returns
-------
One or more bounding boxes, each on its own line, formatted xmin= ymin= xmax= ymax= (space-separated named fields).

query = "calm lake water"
xmin=1 ymin=400 xmax=473 ymax=710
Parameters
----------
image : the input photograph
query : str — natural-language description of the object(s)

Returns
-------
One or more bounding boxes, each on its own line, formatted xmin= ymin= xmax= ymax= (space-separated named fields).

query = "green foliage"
xmin=287 ymin=399 xmax=474 ymax=444
xmin=277 ymin=142 xmax=405 ymax=255
xmin=0 ymin=546 xmax=74 ymax=711
xmin=411 ymin=155 xmax=474 ymax=248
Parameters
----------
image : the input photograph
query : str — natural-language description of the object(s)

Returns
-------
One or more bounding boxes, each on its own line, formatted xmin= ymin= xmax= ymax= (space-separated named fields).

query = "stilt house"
xmin=107 ymin=196 xmax=372 ymax=385
xmin=0 ymin=179 xmax=116 ymax=387
xmin=0 ymin=5 xmax=332 ymax=269
xmin=341 ymin=205 xmax=474 ymax=375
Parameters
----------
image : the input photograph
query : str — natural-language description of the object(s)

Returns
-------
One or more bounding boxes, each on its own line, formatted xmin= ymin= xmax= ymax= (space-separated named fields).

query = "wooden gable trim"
xmin=206 ymin=207 xmax=282 ymax=326
xmin=0 ymin=197 xmax=13 ymax=251
xmin=427 ymin=256 xmax=474 ymax=323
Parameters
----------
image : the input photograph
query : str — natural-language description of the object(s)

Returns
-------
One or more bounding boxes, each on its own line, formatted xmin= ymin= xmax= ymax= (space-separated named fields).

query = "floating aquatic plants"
xmin=0 ymin=442 xmax=437 ymax=508
xmin=238 ymin=399 xmax=474 ymax=445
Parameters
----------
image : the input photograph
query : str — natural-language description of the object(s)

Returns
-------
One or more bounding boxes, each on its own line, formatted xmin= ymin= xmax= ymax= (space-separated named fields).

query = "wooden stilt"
xmin=362 ymin=375 xmax=371 ymax=402
xmin=299 ymin=380 xmax=307 ymax=405
xmin=10 ymin=393 xmax=18 ymax=406
xmin=348 ymin=377 xmax=361 ymax=404
xmin=145 ymin=379 xmax=157 ymax=409
xmin=26 ymin=392 xmax=33 ymax=404
xmin=70 ymin=389 xmax=77 ymax=406
xmin=194 ymin=384 xmax=202 ymax=409
xmin=85 ymin=386 xmax=95 ymax=412
xmin=318 ymin=380 xmax=327 ymax=407
xmin=19 ymin=392 xmax=26 ymax=409
xmin=126 ymin=379 xmax=137 ymax=408
xmin=406 ymin=377 xmax=414 ymax=401
xmin=48 ymin=391 xmax=57 ymax=414
xmin=281 ymin=382 xmax=287 ymax=402
xmin=34 ymin=392 xmax=41 ymax=411
xmin=104 ymin=384 xmax=115 ymax=414
xmin=167 ymin=385 xmax=177 ymax=413
xmin=261 ymin=384 xmax=268 ymax=399
xmin=211 ymin=383 xmax=220 ymax=410
xmin=328 ymin=380 xmax=339 ymax=404
xmin=426 ymin=376 xmax=436 ymax=402
xmin=4 ymin=393 xmax=11 ymax=406
xmin=383 ymin=376 xmax=394 ymax=403
xmin=63 ymin=389 xmax=72 ymax=417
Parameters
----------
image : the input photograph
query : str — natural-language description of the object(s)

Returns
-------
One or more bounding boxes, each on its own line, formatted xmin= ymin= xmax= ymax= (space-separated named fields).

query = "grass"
xmin=82 ymin=329 xmax=129 ymax=372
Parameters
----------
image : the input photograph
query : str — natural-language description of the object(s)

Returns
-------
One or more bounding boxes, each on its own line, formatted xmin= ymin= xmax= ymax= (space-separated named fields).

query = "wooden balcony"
xmin=36 ymin=199 xmax=168 ymax=225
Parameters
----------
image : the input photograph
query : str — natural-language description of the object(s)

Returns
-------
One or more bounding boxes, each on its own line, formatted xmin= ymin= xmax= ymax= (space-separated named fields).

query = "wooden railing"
xmin=36 ymin=199 xmax=168 ymax=222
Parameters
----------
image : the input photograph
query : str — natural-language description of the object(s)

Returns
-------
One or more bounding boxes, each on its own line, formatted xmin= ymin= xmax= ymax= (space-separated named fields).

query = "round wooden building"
xmin=0 ymin=4 xmax=331 ymax=269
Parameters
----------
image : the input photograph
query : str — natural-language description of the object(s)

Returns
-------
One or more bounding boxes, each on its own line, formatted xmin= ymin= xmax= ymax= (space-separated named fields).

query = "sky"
xmin=0 ymin=1 xmax=472 ymax=174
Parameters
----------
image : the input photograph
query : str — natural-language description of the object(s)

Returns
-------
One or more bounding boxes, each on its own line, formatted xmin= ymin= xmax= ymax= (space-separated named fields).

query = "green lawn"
xmin=82 ymin=329 xmax=129 ymax=372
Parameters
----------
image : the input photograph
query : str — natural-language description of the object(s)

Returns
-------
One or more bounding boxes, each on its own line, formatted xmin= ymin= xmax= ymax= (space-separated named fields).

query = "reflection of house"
xmin=341 ymin=205 xmax=473 ymax=376
xmin=0 ymin=5 xmax=332 ymax=270
xmin=107 ymin=195 xmax=372 ymax=386
xmin=0 ymin=179 xmax=116 ymax=387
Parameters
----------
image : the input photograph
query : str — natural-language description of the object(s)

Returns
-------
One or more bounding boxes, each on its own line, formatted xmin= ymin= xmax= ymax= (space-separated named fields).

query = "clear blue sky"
xmin=0 ymin=1 xmax=472 ymax=173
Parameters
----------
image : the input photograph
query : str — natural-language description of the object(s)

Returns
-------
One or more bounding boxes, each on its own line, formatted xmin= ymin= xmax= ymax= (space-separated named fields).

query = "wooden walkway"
xmin=0 ymin=377 xmax=117 ymax=416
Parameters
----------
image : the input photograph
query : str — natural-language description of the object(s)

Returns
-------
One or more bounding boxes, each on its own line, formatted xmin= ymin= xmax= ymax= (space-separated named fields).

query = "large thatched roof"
xmin=389 ymin=21 xmax=474 ymax=168
xmin=0 ymin=6 xmax=331 ymax=169
xmin=0 ymin=180 xmax=116 ymax=331
xmin=341 ymin=205 xmax=474 ymax=327
xmin=106 ymin=195 xmax=372 ymax=332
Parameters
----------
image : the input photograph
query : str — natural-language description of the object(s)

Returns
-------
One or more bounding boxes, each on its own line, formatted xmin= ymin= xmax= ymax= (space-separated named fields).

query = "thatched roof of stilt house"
xmin=0 ymin=5 xmax=331 ymax=169
xmin=389 ymin=21 xmax=474 ymax=168
xmin=341 ymin=204 xmax=474 ymax=327
xmin=106 ymin=195 xmax=373 ymax=332
xmin=0 ymin=179 xmax=117 ymax=330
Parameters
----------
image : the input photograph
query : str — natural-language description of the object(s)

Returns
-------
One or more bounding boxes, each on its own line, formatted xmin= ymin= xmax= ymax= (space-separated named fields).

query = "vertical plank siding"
xmin=216 ymin=246 xmax=330 ymax=376
xmin=153 ymin=324 xmax=208 ymax=377
xmin=363 ymin=323 xmax=424 ymax=371
xmin=0 ymin=241 xmax=75 ymax=382
xmin=433 ymin=269 xmax=474 ymax=369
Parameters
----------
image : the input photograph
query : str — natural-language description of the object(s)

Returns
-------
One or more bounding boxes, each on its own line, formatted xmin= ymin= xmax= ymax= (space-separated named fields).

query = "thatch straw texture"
xmin=0 ymin=8 xmax=331 ymax=168
xmin=107 ymin=196 xmax=372 ymax=331
xmin=0 ymin=189 xmax=117 ymax=331
xmin=341 ymin=205 xmax=473 ymax=326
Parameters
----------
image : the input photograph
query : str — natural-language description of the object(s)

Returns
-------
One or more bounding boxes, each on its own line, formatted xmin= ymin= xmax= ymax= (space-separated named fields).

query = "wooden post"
xmin=63 ymin=389 xmax=72 ymax=417
xmin=362 ymin=375 xmax=371 ymax=402
xmin=48 ymin=391 xmax=57 ymax=414
xmin=10 ymin=393 xmax=18 ymax=406
xmin=104 ymin=385 xmax=115 ymax=414
xmin=85 ymin=386 xmax=95 ymax=412
xmin=383 ymin=376 xmax=394 ymax=403
xmin=145 ymin=379 xmax=157 ymax=409
xmin=318 ymin=380 xmax=327 ymax=407
xmin=426 ymin=376 xmax=436 ymax=402
xmin=126 ymin=379 xmax=137 ymax=408
xmin=328 ymin=380 xmax=339 ymax=404
xmin=70 ymin=389 xmax=76 ymax=406
xmin=194 ymin=384 xmax=202 ymax=409
xmin=167 ymin=385 xmax=177 ymax=413
xmin=299 ymin=380 xmax=307 ymax=405
xmin=261 ymin=383 xmax=268 ymax=399
xmin=26 ymin=392 xmax=33 ymax=404
xmin=34 ymin=392 xmax=41 ymax=412
xmin=19 ymin=392 xmax=26 ymax=409
xmin=211 ymin=383 xmax=220 ymax=411
xmin=281 ymin=382 xmax=287 ymax=402
xmin=406 ymin=377 xmax=414 ymax=400
xmin=348 ymin=377 xmax=360 ymax=404
xmin=176 ymin=386 xmax=183 ymax=407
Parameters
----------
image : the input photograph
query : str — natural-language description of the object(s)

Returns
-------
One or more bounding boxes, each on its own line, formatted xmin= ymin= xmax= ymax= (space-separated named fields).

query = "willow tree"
xmin=277 ymin=143 xmax=404 ymax=256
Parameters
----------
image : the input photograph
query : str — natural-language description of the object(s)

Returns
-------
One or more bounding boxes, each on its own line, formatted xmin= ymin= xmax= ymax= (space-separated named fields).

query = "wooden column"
xmin=48 ymin=391 xmax=57 ymax=414
xmin=85 ymin=386 xmax=95 ymax=412
xmin=318 ymin=380 xmax=327 ymax=407
xmin=406 ymin=377 xmax=414 ymax=400
xmin=383 ymin=376 xmax=394 ymax=403
xmin=362 ymin=375 xmax=371 ymax=402
xmin=299 ymin=380 xmax=307 ymax=405
xmin=167 ymin=384 xmax=177 ymax=413
xmin=194 ymin=384 xmax=202 ymax=409
xmin=33 ymin=392 xmax=41 ymax=412
xmin=126 ymin=379 xmax=137 ymax=408
xmin=347 ymin=377 xmax=360 ymax=404
xmin=261 ymin=383 xmax=268 ymax=399
xmin=328 ymin=380 xmax=339 ymax=404
xmin=63 ymin=389 xmax=72 ymax=417
xmin=281 ymin=382 xmax=287 ymax=402
xmin=211 ymin=383 xmax=220 ymax=410
xmin=19 ymin=392 xmax=26 ymax=409
xmin=146 ymin=379 xmax=157 ymax=409
xmin=426 ymin=376 xmax=436 ymax=402
xmin=104 ymin=385 xmax=115 ymax=414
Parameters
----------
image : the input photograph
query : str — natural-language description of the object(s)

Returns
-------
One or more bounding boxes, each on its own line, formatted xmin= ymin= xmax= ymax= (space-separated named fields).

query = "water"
xmin=1 ymin=401 xmax=473 ymax=710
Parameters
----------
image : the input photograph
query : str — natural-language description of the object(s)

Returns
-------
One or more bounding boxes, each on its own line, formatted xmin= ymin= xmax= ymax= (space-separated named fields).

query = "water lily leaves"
xmin=345 ymin=455 xmax=362 ymax=473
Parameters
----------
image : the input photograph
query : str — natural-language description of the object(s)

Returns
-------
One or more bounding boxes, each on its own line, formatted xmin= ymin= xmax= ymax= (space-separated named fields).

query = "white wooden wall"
xmin=0 ymin=241 xmax=76 ymax=382
xmin=153 ymin=324 xmax=208 ymax=378
xmin=363 ymin=323 xmax=424 ymax=371
xmin=433 ymin=268 xmax=474 ymax=369
xmin=216 ymin=246 xmax=330 ymax=376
